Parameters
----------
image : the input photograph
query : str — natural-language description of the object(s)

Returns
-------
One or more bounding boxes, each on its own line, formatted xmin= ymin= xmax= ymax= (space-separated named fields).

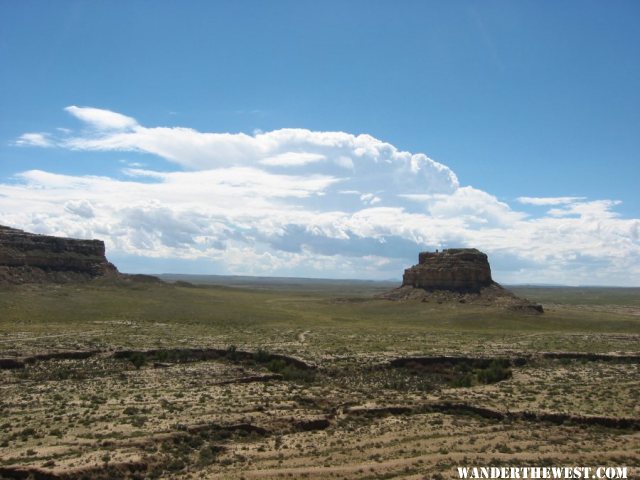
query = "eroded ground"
xmin=0 ymin=282 xmax=638 ymax=479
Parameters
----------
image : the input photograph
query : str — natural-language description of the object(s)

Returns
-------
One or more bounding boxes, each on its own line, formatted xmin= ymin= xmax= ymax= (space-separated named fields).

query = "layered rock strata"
xmin=381 ymin=248 xmax=543 ymax=313
xmin=0 ymin=225 xmax=119 ymax=284
xmin=403 ymin=248 xmax=493 ymax=292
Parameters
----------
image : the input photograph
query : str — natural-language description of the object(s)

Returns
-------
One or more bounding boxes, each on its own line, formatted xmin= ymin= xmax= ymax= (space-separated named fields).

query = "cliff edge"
xmin=379 ymin=248 xmax=543 ymax=313
xmin=0 ymin=225 xmax=120 ymax=284
xmin=403 ymin=248 xmax=493 ymax=292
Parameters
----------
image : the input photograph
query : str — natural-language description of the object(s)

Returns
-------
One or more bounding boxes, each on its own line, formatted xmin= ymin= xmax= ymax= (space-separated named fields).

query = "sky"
xmin=1 ymin=0 xmax=639 ymax=286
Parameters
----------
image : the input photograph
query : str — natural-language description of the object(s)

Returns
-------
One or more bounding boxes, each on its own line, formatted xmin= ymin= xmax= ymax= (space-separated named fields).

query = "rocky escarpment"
xmin=403 ymin=248 xmax=493 ymax=292
xmin=380 ymin=248 xmax=543 ymax=313
xmin=0 ymin=225 xmax=119 ymax=284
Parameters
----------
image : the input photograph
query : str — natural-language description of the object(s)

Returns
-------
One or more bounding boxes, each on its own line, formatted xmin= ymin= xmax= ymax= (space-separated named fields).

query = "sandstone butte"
xmin=380 ymin=248 xmax=544 ymax=313
xmin=0 ymin=224 xmax=120 ymax=284
xmin=0 ymin=225 xmax=543 ymax=314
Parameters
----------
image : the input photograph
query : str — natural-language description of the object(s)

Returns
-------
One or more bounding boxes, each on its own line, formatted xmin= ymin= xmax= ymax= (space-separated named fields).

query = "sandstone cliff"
xmin=0 ymin=225 xmax=119 ymax=284
xmin=381 ymin=248 xmax=543 ymax=313
xmin=403 ymin=248 xmax=493 ymax=292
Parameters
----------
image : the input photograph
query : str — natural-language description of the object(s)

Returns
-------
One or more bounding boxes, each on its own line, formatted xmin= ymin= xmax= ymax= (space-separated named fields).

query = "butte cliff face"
xmin=402 ymin=248 xmax=493 ymax=292
xmin=0 ymin=225 xmax=119 ymax=284
xmin=381 ymin=248 xmax=543 ymax=313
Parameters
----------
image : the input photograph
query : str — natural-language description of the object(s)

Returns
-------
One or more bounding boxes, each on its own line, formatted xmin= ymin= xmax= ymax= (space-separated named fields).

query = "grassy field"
xmin=510 ymin=285 xmax=640 ymax=306
xmin=1 ymin=280 xmax=639 ymax=354
xmin=0 ymin=279 xmax=638 ymax=479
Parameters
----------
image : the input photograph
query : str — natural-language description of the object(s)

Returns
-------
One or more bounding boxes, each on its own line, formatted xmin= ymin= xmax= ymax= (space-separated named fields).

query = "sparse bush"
xmin=129 ymin=352 xmax=147 ymax=369
xmin=123 ymin=406 xmax=139 ymax=416
xmin=226 ymin=345 xmax=238 ymax=361
xmin=452 ymin=373 xmax=473 ymax=388
xmin=477 ymin=360 xmax=512 ymax=385
xmin=266 ymin=359 xmax=315 ymax=383
xmin=267 ymin=358 xmax=287 ymax=373
xmin=20 ymin=427 xmax=36 ymax=438
xmin=198 ymin=445 xmax=221 ymax=466
xmin=130 ymin=415 xmax=147 ymax=427
xmin=255 ymin=348 xmax=270 ymax=363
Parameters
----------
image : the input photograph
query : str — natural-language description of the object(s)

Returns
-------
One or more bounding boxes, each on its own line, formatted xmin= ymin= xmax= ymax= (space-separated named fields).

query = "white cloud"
xmin=49 ymin=107 xmax=459 ymax=194
xmin=547 ymin=200 xmax=621 ymax=219
xmin=259 ymin=152 xmax=326 ymax=167
xmin=2 ymin=166 xmax=637 ymax=285
xmin=360 ymin=193 xmax=381 ymax=205
xmin=64 ymin=200 xmax=95 ymax=218
xmin=15 ymin=133 xmax=53 ymax=147
xmin=3 ymin=106 xmax=639 ymax=286
xmin=517 ymin=196 xmax=586 ymax=206
xmin=65 ymin=106 xmax=138 ymax=130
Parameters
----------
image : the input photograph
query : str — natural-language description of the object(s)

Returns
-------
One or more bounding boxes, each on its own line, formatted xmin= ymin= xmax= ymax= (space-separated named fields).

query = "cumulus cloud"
xmin=2 ymin=106 xmax=639 ymax=285
xmin=64 ymin=200 xmax=95 ymax=218
xmin=259 ymin=152 xmax=326 ymax=167
xmin=402 ymin=187 xmax=526 ymax=226
xmin=52 ymin=107 xmax=459 ymax=195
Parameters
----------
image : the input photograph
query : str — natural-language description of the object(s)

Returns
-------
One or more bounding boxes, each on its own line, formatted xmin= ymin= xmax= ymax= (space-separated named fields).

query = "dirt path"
xmin=297 ymin=330 xmax=310 ymax=343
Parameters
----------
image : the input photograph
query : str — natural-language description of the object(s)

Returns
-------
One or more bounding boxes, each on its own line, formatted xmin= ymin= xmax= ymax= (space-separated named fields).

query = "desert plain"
xmin=0 ymin=277 xmax=638 ymax=479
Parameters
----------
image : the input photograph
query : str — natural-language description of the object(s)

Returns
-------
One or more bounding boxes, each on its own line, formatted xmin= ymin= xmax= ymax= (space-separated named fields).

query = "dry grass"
xmin=0 ymin=280 xmax=638 ymax=478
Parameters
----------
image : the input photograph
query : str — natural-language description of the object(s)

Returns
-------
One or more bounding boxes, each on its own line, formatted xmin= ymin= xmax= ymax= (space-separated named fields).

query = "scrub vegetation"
xmin=0 ymin=279 xmax=638 ymax=479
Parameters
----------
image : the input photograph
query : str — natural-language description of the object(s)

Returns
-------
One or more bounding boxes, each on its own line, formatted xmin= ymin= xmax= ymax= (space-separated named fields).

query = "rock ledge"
xmin=0 ymin=225 xmax=119 ymax=284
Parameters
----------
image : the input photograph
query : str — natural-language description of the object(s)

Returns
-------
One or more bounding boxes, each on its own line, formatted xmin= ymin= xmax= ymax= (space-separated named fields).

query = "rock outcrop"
xmin=380 ymin=248 xmax=543 ymax=313
xmin=403 ymin=248 xmax=493 ymax=292
xmin=0 ymin=225 xmax=119 ymax=284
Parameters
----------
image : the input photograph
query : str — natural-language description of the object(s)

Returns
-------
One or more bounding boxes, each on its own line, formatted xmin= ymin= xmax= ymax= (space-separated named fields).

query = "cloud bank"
xmin=4 ymin=106 xmax=639 ymax=285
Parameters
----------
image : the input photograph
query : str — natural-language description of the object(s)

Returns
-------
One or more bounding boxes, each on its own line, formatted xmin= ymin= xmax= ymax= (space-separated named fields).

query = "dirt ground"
xmin=0 ymin=283 xmax=638 ymax=479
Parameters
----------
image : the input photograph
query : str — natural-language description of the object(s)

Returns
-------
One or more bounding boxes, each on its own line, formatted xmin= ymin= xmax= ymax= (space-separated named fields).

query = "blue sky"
xmin=1 ymin=1 xmax=639 ymax=285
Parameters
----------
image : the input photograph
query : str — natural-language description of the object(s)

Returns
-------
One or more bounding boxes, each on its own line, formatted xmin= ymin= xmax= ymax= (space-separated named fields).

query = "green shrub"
xmin=254 ymin=348 xmax=270 ymax=363
xmin=476 ymin=360 xmax=512 ymax=384
xmin=267 ymin=358 xmax=287 ymax=373
xmin=198 ymin=445 xmax=221 ymax=466
xmin=129 ymin=352 xmax=147 ymax=369
xmin=225 ymin=345 xmax=238 ymax=361
xmin=452 ymin=373 xmax=474 ymax=388
xmin=267 ymin=359 xmax=315 ymax=383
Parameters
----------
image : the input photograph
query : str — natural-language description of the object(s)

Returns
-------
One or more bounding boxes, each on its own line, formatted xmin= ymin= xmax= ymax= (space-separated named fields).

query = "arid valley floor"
xmin=0 ymin=278 xmax=638 ymax=479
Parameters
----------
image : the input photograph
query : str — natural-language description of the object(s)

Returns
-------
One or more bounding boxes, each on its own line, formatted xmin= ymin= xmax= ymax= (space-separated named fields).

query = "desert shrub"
xmin=443 ymin=359 xmax=513 ymax=387
xmin=266 ymin=359 xmax=315 ymax=383
xmin=451 ymin=373 xmax=474 ymax=388
xmin=123 ymin=406 xmax=139 ymax=416
xmin=280 ymin=365 xmax=315 ymax=383
xmin=20 ymin=427 xmax=37 ymax=437
xmin=167 ymin=458 xmax=186 ymax=471
xmin=266 ymin=358 xmax=288 ymax=373
xmin=154 ymin=350 xmax=169 ymax=362
xmin=129 ymin=352 xmax=147 ymax=369
xmin=225 ymin=345 xmax=238 ymax=361
xmin=130 ymin=415 xmax=147 ymax=427
xmin=476 ymin=360 xmax=512 ymax=384
xmin=254 ymin=348 xmax=270 ymax=363
xmin=198 ymin=445 xmax=221 ymax=466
